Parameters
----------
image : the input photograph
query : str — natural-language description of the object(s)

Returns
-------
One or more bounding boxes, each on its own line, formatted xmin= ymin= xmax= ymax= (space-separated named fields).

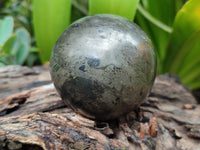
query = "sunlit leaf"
xmin=33 ymin=0 xmax=71 ymax=63
xmin=89 ymin=0 xmax=139 ymax=20
xmin=163 ymin=0 xmax=200 ymax=89
xmin=174 ymin=31 xmax=200 ymax=80
xmin=0 ymin=16 xmax=14 ymax=46
xmin=135 ymin=0 xmax=183 ymax=73
xmin=164 ymin=0 xmax=200 ymax=72
xmin=2 ymin=34 xmax=17 ymax=55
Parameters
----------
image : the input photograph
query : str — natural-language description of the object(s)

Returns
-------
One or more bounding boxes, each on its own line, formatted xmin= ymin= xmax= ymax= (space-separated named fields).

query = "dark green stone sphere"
xmin=50 ymin=14 xmax=156 ymax=121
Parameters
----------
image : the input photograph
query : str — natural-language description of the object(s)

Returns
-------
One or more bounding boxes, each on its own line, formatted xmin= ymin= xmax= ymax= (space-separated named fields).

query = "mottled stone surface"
xmin=50 ymin=14 xmax=156 ymax=121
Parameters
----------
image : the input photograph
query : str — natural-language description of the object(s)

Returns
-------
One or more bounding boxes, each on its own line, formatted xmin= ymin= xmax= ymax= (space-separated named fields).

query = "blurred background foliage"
xmin=0 ymin=0 xmax=200 ymax=94
xmin=0 ymin=0 xmax=40 ymax=66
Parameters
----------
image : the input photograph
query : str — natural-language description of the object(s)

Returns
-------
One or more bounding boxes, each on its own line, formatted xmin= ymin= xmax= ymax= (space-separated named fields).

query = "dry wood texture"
xmin=0 ymin=65 xmax=200 ymax=150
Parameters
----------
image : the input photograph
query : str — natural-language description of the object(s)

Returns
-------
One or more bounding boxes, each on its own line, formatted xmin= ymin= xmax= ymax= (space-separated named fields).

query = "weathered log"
xmin=0 ymin=65 xmax=200 ymax=150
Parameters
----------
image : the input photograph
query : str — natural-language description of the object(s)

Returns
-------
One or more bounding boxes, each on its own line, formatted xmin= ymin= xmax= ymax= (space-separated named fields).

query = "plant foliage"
xmin=163 ymin=0 xmax=200 ymax=89
xmin=1 ymin=0 xmax=200 ymax=90
xmin=0 ymin=16 xmax=13 ymax=46
xmin=0 ymin=16 xmax=37 ymax=66
xmin=135 ymin=0 xmax=200 ymax=89
xmin=89 ymin=0 xmax=139 ymax=20
xmin=33 ymin=0 xmax=71 ymax=63
xmin=135 ymin=0 xmax=183 ymax=73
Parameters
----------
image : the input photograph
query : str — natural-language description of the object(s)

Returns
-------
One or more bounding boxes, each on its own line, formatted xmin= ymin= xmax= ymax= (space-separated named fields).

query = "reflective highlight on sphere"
xmin=50 ymin=14 xmax=156 ymax=121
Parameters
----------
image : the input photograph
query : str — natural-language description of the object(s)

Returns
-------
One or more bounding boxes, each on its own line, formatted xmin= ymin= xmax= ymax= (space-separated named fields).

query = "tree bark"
xmin=0 ymin=65 xmax=199 ymax=150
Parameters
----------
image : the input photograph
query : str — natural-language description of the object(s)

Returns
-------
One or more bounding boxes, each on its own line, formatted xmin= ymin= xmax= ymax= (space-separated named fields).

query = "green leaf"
xmin=174 ymin=31 xmax=200 ymax=80
xmin=0 ymin=16 xmax=14 ymax=46
xmin=137 ymin=4 xmax=172 ymax=33
xmin=25 ymin=52 xmax=40 ymax=67
xmin=174 ymin=31 xmax=200 ymax=88
xmin=0 ymin=62 xmax=5 ymax=67
xmin=164 ymin=0 xmax=200 ymax=73
xmin=0 ymin=54 xmax=15 ymax=65
xmin=24 ymin=47 xmax=40 ymax=67
xmin=2 ymin=34 xmax=17 ymax=55
xmin=33 ymin=0 xmax=71 ymax=63
xmin=30 ymin=47 xmax=39 ymax=53
xmin=0 ymin=53 xmax=6 ymax=66
xmin=16 ymin=28 xmax=30 ymax=46
xmin=163 ymin=0 xmax=200 ymax=89
xmin=135 ymin=0 xmax=183 ymax=73
xmin=15 ymin=28 xmax=30 ymax=65
xmin=183 ymin=64 xmax=200 ymax=85
xmin=89 ymin=0 xmax=139 ymax=20
xmin=189 ymin=80 xmax=200 ymax=89
xmin=15 ymin=43 xmax=29 ymax=65
xmin=2 ymin=28 xmax=31 ymax=65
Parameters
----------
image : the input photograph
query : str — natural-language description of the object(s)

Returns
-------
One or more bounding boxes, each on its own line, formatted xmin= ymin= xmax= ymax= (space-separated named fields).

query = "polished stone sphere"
xmin=50 ymin=14 xmax=156 ymax=121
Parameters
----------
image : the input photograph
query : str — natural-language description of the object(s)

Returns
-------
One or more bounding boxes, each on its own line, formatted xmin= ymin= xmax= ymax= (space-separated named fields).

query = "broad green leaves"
xmin=33 ymin=0 xmax=71 ymax=63
xmin=15 ymin=28 xmax=30 ymax=64
xmin=1 ymin=28 xmax=30 ymax=65
xmin=136 ymin=0 xmax=183 ymax=73
xmin=1 ymin=0 xmax=199 ymax=89
xmin=136 ymin=0 xmax=200 ymax=89
xmin=2 ymin=35 xmax=17 ymax=55
xmin=163 ymin=0 xmax=200 ymax=89
xmin=0 ymin=15 xmax=33 ymax=66
xmin=89 ymin=0 xmax=139 ymax=20
xmin=0 ymin=16 xmax=14 ymax=46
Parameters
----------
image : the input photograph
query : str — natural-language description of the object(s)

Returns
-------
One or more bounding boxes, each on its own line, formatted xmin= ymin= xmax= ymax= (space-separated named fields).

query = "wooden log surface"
xmin=0 ymin=65 xmax=200 ymax=150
